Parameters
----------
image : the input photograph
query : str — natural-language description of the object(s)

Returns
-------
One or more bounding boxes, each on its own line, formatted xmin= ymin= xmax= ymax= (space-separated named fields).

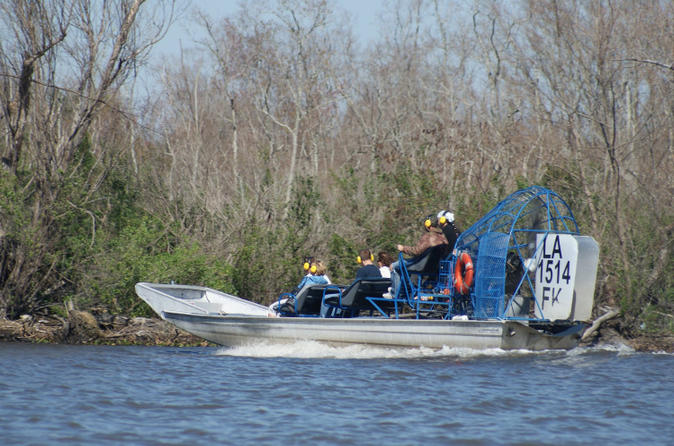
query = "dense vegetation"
xmin=0 ymin=0 xmax=671 ymax=339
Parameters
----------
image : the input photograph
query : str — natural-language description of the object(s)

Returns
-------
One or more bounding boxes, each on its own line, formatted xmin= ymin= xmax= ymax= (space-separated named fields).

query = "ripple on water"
xmin=0 ymin=342 xmax=672 ymax=445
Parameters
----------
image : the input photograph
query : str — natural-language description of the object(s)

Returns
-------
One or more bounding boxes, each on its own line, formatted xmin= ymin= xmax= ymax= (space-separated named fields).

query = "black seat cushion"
xmin=405 ymin=244 xmax=450 ymax=277
xmin=323 ymin=278 xmax=392 ymax=315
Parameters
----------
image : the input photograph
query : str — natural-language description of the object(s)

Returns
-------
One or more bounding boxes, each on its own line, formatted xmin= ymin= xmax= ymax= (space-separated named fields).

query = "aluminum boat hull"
xmin=161 ymin=311 xmax=586 ymax=351
xmin=135 ymin=282 xmax=270 ymax=317
xmin=136 ymin=282 xmax=586 ymax=350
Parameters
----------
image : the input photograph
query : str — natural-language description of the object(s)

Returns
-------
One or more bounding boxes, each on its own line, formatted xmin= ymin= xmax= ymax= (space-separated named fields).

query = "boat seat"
xmin=198 ymin=301 xmax=226 ymax=314
xmin=321 ymin=278 xmax=392 ymax=318
xmin=395 ymin=244 xmax=451 ymax=300
xmin=277 ymin=283 xmax=343 ymax=316
xmin=404 ymin=244 xmax=450 ymax=278
xmin=396 ymin=250 xmax=454 ymax=319
xmin=295 ymin=283 xmax=341 ymax=316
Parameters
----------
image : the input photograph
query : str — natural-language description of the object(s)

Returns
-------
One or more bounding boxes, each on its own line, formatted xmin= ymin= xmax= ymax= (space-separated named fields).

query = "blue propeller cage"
xmin=450 ymin=186 xmax=580 ymax=321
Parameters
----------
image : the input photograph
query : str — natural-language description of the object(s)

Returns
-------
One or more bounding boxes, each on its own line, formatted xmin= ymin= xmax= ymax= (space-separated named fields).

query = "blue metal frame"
xmin=320 ymin=284 xmax=349 ymax=318
xmin=450 ymin=185 xmax=580 ymax=321
xmin=319 ymin=279 xmax=392 ymax=318
xmin=393 ymin=252 xmax=454 ymax=318
xmin=385 ymin=185 xmax=582 ymax=321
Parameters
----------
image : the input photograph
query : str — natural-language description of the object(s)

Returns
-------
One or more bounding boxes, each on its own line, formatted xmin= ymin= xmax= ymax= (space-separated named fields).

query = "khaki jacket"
xmin=400 ymin=228 xmax=448 ymax=256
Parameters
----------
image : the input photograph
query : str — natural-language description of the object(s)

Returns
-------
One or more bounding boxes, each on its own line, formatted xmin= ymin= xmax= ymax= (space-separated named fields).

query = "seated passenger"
xmin=271 ymin=260 xmax=330 ymax=314
xmin=377 ymin=251 xmax=395 ymax=278
xmin=386 ymin=215 xmax=449 ymax=298
xmin=294 ymin=260 xmax=330 ymax=293
xmin=436 ymin=210 xmax=460 ymax=253
xmin=312 ymin=260 xmax=331 ymax=285
xmin=355 ymin=249 xmax=382 ymax=279
xmin=301 ymin=256 xmax=331 ymax=284
xmin=319 ymin=249 xmax=383 ymax=317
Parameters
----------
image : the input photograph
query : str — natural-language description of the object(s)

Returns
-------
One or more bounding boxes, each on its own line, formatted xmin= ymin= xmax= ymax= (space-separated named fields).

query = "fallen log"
xmin=581 ymin=307 xmax=620 ymax=342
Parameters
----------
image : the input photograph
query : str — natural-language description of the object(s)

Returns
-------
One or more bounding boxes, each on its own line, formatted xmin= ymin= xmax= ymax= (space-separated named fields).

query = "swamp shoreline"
xmin=1 ymin=309 xmax=672 ymax=353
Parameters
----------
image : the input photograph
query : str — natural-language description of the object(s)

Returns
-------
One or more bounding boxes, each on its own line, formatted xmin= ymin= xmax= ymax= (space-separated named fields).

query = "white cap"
xmin=437 ymin=210 xmax=454 ymax=223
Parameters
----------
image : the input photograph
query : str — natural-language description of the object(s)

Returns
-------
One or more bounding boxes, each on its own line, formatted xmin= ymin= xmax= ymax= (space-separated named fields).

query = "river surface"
xmin=1 ymin=341 xmax=672 ymax=445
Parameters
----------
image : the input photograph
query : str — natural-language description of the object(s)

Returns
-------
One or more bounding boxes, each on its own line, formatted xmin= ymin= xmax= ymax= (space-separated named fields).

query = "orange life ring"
xmin=454 ymin=252 xmax=474 ymax=295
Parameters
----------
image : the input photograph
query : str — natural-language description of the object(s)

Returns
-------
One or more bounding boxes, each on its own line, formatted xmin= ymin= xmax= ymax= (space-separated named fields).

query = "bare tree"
xmin=0 ymin=0 xmax=174 ymax=317
xmin=502 ymin=0 xmax=673 ymax=312
xmin=152 ymin=0 xmax=351 ymax=225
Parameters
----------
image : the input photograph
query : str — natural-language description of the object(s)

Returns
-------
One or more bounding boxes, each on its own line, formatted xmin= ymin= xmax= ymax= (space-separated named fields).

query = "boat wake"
xmin=213 ymin=340 xmax=546 ymax=360
xmin=212 ymin=340 xmax=647 ymax=360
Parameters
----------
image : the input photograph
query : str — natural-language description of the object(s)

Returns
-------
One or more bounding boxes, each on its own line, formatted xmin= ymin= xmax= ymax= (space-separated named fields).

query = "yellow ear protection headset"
xmin=356 ymin=251 xmax=375 ymax=264
xmin=424 ymin=214 xmax=436 ymax=229
xmin=438 ymin=210 xmax=454 ymax=225
xmin=303 ymin=256 xmax=314 ymax=272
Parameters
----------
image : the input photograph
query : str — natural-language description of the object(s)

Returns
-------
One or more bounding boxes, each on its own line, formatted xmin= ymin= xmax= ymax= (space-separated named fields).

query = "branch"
xmin=0 ymin=72 xmax=162 ymax=136
xmin=645 ymin=222 xmax=674 ymax=290
xmin=616 ymin=58 xmax=674 ymax=71
xmin=581 ymin=307 xmax=620 ymax=342
xmin=67 ymin=200 xmax=96 ymax=248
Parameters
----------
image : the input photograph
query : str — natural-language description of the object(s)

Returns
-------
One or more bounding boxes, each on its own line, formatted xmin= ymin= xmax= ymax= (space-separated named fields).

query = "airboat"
xmin=135 ymin=186 xmax=599 ymax=351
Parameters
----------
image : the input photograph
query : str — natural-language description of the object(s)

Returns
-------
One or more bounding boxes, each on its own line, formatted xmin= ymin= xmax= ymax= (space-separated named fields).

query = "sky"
xmin=152 ymin=0 xmax=385 ymax=63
